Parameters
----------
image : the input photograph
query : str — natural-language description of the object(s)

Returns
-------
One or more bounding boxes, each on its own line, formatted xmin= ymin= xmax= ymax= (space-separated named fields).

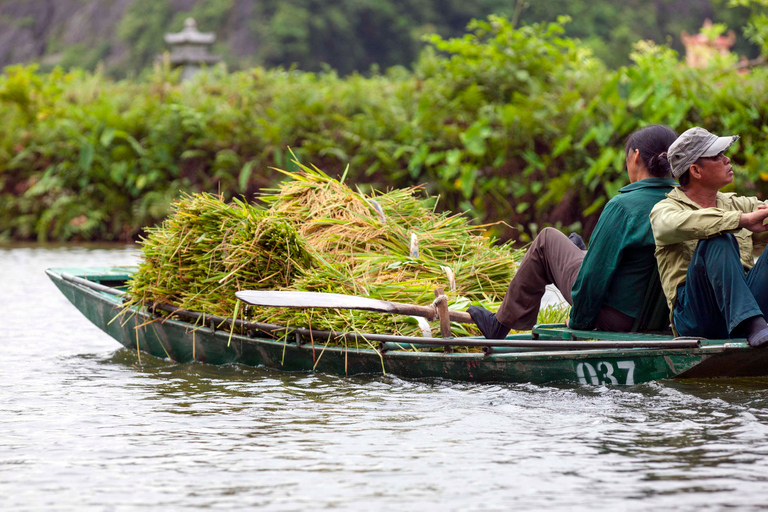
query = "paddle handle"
xmin=378 ymin=301 xmax=472 ymax=324
xmin=447 ymin=309 xmax=472 ymax=324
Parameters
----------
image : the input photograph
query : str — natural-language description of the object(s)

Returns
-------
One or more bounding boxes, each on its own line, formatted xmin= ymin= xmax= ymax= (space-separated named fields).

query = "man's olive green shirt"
xmin=649 ymin=187 xmax=768 ymax=331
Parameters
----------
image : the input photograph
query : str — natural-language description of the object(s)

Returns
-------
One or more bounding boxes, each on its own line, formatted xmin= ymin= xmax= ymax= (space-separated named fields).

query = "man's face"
xmin=695 ymin=151 xmax=733 ymax=189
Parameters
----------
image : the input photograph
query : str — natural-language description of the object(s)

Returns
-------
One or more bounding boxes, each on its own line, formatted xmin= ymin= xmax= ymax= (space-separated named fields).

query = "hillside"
xmin=0 ymin=0 xmax=758 ymax=76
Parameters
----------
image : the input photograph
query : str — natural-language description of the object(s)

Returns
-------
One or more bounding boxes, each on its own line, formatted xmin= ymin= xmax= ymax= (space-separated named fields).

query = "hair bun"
xmin=623 ymin=125 xmax=678 ymax=178
xmin=647 ymin=153 xmax=671 ymax=176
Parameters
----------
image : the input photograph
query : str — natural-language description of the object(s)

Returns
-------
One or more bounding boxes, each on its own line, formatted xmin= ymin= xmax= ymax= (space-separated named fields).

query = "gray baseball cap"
xmin=668 ymin=127 xmax=739 ymax=179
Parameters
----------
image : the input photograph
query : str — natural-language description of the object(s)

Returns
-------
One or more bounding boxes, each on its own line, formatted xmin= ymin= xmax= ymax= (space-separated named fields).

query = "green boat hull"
xmin=47 ymin=267 xmax=768 ymax=386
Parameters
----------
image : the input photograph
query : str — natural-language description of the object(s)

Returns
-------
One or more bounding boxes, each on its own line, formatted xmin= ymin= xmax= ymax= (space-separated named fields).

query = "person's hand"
xmin=739 ymin=205 xmax=768 ymax=232
xmin=565 ymin=318 xmax=570 ymax=328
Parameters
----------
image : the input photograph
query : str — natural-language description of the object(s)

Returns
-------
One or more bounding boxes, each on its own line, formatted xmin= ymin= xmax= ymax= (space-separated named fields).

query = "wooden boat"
xmin=47 ymin=267 xmax=768 ymax=386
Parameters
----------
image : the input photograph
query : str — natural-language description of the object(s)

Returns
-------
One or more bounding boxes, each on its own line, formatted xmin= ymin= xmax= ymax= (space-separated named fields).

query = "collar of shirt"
xmin=618 ymin=177 xmax=678 ymax=194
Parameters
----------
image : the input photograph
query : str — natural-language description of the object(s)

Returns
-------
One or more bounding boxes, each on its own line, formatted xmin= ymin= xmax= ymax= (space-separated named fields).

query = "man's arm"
xmin=739 ymin=205 xmax=768 ymax=233
xmin=650 ymin=201 xmax=741 ymax=246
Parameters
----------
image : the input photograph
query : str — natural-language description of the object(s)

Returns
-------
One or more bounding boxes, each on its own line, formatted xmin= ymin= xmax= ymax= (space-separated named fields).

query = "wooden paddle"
xmin=235 ymin=290 xmax=473 ymax=324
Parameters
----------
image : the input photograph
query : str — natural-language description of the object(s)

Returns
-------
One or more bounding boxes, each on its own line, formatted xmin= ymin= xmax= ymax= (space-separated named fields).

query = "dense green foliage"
xmin=2 ymin=16 xmax=768 ymax=244
xmin=730 ymin=0 xmax=768 ymax=55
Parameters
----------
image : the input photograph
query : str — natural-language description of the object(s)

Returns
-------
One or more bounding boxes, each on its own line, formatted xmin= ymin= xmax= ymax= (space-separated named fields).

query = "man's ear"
xmin=689 ymin=163 xmax=702 ymax=180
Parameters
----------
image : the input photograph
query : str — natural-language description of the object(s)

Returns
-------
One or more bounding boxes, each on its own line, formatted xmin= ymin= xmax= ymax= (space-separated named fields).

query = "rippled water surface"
xmin=4 ymin=245 xmax=768 ymax=511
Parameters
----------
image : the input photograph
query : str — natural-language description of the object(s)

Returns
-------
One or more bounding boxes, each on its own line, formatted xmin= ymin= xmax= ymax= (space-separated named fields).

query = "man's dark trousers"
xmin=674 ymin=234 xmax=768 ymax=338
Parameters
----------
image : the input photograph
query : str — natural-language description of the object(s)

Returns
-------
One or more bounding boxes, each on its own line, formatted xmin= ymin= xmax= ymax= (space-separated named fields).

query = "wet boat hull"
xmin=47 ymin=267 xmax=766 ymax=385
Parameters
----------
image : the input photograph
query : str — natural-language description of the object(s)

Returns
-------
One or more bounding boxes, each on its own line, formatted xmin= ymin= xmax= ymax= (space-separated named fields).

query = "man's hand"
xmin=739 ymin=205 xmax=768 ymax=232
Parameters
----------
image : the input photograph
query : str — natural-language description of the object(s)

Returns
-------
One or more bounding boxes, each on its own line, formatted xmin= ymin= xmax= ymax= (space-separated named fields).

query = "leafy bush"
xmin=2 ymin=16 xmax=768 ymax=243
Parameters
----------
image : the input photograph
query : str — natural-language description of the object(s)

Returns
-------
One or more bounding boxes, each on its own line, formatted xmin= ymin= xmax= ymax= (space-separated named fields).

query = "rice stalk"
xmin=126 ymin=164 xmax=530 ymax=344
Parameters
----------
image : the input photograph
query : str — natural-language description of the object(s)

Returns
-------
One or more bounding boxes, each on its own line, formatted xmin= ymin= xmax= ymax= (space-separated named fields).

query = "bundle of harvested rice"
xmin=126 ymin=162 xmax=550 ymax=341
xmin=126 ymin=193 xmax=315 ymax=318
xmin=261 ymin=166 xmax=519 ymax=302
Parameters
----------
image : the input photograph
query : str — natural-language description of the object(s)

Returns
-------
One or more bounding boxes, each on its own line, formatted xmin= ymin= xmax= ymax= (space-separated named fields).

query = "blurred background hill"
xmin=0 ymin=0 xmax=757 ymax=76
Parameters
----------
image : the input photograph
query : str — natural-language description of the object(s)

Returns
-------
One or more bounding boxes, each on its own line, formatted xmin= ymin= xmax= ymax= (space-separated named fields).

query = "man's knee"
xmin=691 ymin=234 xmax=744 ymax=281
xmin=696 ymin=234 xmax=740 ymax=260
xmin=529 ymin=228 xmax=573 ymax=259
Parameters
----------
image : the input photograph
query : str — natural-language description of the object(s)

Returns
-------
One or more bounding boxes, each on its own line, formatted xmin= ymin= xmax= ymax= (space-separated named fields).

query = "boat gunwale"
xmin=46 ymin=267 xmax=750 ymax=365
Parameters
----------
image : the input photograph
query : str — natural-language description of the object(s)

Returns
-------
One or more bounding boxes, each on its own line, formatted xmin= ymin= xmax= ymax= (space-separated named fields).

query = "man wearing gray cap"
xmin=650 ymin=127 xmax=768 ymax=347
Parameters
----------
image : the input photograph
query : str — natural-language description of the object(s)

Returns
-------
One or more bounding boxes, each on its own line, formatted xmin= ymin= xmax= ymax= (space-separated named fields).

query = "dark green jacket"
xmin=569 ymin=177 xmax=677 ymax=330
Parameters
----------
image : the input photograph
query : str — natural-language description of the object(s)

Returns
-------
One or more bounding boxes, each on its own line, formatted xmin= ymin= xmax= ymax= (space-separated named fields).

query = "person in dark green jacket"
xmin=469 ymin=125 xmax=677 ymax=338
xmin=568 ymin=164 xmax=676 ymax=330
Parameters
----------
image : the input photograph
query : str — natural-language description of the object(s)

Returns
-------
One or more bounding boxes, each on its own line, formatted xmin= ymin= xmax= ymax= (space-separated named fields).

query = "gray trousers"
xmin=496 ymin=227 xmax=633 ymax=331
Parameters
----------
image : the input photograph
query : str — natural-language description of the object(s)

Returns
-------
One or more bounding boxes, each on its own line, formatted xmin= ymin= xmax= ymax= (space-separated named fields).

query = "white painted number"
xmin=576 ymin=361 xmax=599 ymax=385
xmin=576 ymin=360 xmax=636 ymax=385
xmin=616 ymin=361 xmax=636 ymax=385
xmin=597 ymin=362 xmax=619 ymax=385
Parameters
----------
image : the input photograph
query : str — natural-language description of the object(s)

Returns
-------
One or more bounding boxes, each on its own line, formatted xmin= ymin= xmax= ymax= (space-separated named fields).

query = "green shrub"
xmin=2 ymin=16 xmax=768 ymax=243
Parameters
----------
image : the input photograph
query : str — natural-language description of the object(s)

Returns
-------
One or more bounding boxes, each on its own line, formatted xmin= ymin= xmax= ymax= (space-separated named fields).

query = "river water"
xmin=3 ymin=245 xmax=768 ymax=511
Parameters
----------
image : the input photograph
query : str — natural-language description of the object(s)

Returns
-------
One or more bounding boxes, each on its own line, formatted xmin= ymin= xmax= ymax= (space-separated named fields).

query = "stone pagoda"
xmin=164 ymin=18 xmax=221 ymax=80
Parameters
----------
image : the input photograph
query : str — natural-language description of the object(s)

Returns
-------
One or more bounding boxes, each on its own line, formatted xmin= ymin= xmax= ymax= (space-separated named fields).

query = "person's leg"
xmin=469 ymin=228 xmax=585 ymax=338
xmin=743 ymin=250 xmax=768 ymax=346
xmin=674 ymin=235 xmax=764 ymax=341
xmin=747 ymin=250 xmax=768 ymax=314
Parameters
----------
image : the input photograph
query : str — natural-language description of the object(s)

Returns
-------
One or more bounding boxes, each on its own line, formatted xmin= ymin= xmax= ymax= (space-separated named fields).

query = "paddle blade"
xmin=235 ymin=290 xmax=401 ymax=313
xmin=235 ymin=290 xmax=472 ymax=324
